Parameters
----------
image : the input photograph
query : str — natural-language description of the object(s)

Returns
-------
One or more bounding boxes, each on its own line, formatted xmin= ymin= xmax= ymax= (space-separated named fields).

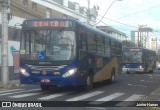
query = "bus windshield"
xmin=20 ymin=30 xmax=76 ymax=61
xmin=123 ymin=51 xmax=142 ymax=63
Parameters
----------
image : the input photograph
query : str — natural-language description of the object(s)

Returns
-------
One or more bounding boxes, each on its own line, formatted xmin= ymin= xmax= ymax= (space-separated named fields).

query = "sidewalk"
xmin=142 ymin=85 xmax=160 ymax=110
xmin=0 ymin=80 xmax=21 ymax=89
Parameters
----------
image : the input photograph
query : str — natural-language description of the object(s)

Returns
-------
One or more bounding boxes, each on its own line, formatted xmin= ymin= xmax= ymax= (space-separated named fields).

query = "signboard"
xmin=13 ymin=51 xmax=20 ymax=73
xmin=38 ymin=51 xmax=45 ymax=60
xmin=130 ymin=48 xmax=140 ymax=51
xmin=23 ymin=20 xmax=73 ymax=28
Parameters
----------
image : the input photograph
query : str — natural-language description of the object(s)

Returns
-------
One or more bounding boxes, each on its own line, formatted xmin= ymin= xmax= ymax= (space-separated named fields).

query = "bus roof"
xmin=123 ymin=47 xmax=156 ymax=52
xmin=22 ymin=18 xmax=122 ymax=43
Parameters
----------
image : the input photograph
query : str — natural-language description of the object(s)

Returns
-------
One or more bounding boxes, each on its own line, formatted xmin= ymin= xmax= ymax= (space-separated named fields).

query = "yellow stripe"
xmin=93 ymin=57 xmax=119 ymax=82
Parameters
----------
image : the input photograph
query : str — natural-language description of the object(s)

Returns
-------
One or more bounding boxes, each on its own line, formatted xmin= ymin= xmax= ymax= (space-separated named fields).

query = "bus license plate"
xmin=41 ymin=79 xmax=50 ymax=83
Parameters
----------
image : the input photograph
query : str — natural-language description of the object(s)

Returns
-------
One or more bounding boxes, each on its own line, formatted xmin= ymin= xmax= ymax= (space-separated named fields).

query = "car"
xmin=157 ymin=63 xmax=160 ymax=70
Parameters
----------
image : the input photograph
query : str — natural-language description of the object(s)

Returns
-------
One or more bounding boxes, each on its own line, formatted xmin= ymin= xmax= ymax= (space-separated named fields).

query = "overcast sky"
xmin=69 ymin=0 xmax=160 ymax=38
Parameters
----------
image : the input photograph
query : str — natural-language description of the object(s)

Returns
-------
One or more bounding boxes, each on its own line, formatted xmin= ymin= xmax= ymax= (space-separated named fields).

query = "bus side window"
xmin=82 ymin=42 xmax=86 ymax=50
xmin=105 ymin=38 xmax=110 ymax=55
xmin=87 ymin=31 xmax=96 ymax=52
xmin=111 ymin=40 xmax=116 ymax=55
xmin=96 ymin=35 xmax=104 ymax=53
xmin=117 ymin=43 xmax=122 ymax=56
xmin=79 ymin=30 xmax=87 ymax=51
xmin=25 ymin=33 xmax=30 ymax=54
xmin=79 ymin=30 xmax=87 ymax=59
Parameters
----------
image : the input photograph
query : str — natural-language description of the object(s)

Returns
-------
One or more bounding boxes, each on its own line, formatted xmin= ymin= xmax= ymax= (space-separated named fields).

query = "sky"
xmin=69 ymin=0 xmax=160 ymax=39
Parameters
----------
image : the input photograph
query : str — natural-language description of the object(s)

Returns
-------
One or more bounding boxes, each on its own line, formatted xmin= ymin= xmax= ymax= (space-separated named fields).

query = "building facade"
xmin=151 ymin=38 xmax=158 ymax=51
xmin=0 ymin=0 xmax=97 ymax=81
xmin=130 ymin=27 xmax=153 ymax=49
xmin=96 ymin=26 xmax=128 ymax=41
xmin=0 ymin=0 xmax=126 ymax=81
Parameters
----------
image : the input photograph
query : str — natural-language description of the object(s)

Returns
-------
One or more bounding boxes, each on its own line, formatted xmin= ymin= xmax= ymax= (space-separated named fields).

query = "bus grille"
xmin=25 ymin=64 xmax=66 ymax=71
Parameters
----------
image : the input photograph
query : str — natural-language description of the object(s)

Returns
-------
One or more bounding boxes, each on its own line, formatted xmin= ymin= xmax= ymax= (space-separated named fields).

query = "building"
xmin=96 ymin=26 xmax=128 ymax=41
xmin=130 ymin=27 xmax=153 ymax=49
xmin=151 ymin=38 xmax=158 ymax=51
xmin=0 ymin=0 xmax=97 ymax=81
xmin=0 ymin=0 xmax=127 ymax=81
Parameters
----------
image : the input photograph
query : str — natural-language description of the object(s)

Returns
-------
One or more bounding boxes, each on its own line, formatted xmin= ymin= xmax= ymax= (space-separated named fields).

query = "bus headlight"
xmin=139 ymin=65 xmax=142 ymax=68
xmin=62 ymin=68 xmax=77 ymax=78
xmin=20 ymin=68 xmax=30 ymax=77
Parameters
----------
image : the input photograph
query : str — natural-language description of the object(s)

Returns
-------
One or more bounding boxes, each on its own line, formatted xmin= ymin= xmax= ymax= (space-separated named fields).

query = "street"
xmin=0 ymin=70 xmax=160 ymax=110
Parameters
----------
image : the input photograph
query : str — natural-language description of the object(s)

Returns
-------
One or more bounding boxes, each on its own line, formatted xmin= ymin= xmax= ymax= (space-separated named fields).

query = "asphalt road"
xmin=0 ymin=70 xmax=160 ymax=110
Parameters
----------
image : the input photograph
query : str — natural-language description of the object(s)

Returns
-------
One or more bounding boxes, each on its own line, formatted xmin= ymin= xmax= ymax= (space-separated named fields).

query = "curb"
xmin=141 ymin=87 xmax=160 ymax=110
xmin=0 ymin=80 xmax=21 ymax=89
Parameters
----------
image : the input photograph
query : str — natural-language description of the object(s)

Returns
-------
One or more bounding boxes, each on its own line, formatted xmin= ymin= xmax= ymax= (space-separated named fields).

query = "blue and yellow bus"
xmin=122 ymin=47 xmax=156 ymax=74
xmin=19 ymin=18 xmax=122 ymax=91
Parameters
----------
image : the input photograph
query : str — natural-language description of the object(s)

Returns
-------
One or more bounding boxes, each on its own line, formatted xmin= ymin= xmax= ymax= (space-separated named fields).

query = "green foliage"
xmin=156 ymin=54 xmax=160 ymax=62
xmin=122 ymin=40 xmax=136 ymax=47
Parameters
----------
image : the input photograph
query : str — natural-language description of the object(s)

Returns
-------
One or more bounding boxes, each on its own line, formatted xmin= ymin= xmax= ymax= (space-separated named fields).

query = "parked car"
xmin=157 ymin=63 xmax=160 ymax=70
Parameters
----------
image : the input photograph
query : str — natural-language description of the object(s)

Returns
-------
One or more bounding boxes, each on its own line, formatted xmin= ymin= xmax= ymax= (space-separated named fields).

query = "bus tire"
xmin=40 ymin=84 xmax=50 ymax=91
xmin=149 ymin=66 xmax=154 ymax=73
xmin=83 ymin=75 xmax=93 ymax=91
xmin=143 ymin=66 xmax=147 ymax=73
xmin=108 ymin=69 xmax=115 ymax=83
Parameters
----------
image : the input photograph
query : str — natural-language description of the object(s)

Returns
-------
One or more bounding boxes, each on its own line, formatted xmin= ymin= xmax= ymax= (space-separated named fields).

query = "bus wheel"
xmin=40 ymin=84 xmax=50 ymax=91
xmin=109 ymin=69 xmax=115 ymax=83
xmin=84 ymin=75 xmax=93 ymax=91
xmin=144 ymin=66 xmax=148 ymax=73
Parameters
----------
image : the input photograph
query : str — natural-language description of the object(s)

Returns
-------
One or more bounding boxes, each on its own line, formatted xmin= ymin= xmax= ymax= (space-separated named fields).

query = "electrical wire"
xmin=10 ymin=0 xmax=160 ymax=37
xmin=93 ymin=0 xmax=120 ymax=26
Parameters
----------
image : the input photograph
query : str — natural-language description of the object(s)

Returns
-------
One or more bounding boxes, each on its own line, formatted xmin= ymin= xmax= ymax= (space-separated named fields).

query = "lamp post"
xmin=95 ymin=0 xmax=122 ymax=25
xmin=87 ymin=0 xmax=90 ymax=24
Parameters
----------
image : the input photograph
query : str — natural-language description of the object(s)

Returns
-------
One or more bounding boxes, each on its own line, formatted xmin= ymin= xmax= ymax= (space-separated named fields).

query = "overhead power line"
xmin=97 ymin=15 xmax=137 ymax=28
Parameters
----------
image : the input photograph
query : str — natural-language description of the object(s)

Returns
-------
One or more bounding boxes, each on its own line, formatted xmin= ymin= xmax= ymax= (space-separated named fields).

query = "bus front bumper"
xmin=20 ymin=74 xmax=83 ymax=87
xmin=122 ymin=68 xmax=144 ymax=73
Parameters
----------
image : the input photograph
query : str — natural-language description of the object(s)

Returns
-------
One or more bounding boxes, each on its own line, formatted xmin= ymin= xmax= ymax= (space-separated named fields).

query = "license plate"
xmin=41 ymin=79 xmax=50 ymax=83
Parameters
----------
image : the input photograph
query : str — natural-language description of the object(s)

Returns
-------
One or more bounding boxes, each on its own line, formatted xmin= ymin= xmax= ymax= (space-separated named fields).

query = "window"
xmin=23 ymin=0 xmax=28 ymax=7
xmin=96 ymin=35 xmax=104 ymax=53
xmin=32 ymin=2 xmax=37 ymax=11
xmin=63 ymin=14 xmax=67 ymax=18
xmin=116 ymin=43 xmax=122 ymax=55
xmin=8 ymin=27 xmax=21 ymax=41
xmin=46 ymin=8 xmax=51 ymax=18
xmin=88 ymin=32 xmax=96 ymax=52
xmin=111 ymin=40 xmax=116 ymax=55
xmin=105 ymin=39 xmax=110 ymax=55
xmin=21 ymin=30 xmax=76 ymax=61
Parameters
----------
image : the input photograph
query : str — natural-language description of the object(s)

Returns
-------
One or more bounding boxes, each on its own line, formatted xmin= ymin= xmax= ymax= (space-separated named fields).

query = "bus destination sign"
xmin=130 ymin=48 xmax=140 ymax=51
xmin=24 ymin=20 xmax=73 ymax=28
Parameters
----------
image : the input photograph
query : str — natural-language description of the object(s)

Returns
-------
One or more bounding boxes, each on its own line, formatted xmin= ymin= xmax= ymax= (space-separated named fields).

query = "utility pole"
xmin=137 ymin=24 xmax=146 ymax=47
xmin=1 ymin=0 xmax=10 ymax=85
xmin=87 ymin=0 xmax=90 ymax=24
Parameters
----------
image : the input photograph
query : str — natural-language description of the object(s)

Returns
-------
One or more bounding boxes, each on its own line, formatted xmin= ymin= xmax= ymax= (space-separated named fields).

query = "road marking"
xmin=128 ymin=84 xmax=147 ymax=87
xmin=95 ymin=93 xmax=124 ymax=101
xmin=124 ymin=94 xmax=145 ymax=101
xmin=140 ymin=80 xmax=156 ymax=83
xmin=90 ymin=92 xmax=124 ymax=105
xmin=116 ymin=94 xmax=145 ymax=106
xmin=85 ymin=107 xmax=106 ymax=110
xmin=38 ymin=92 xmax=71 ymax=100
xmin=0 ymin=89 xmax=40 ymax=96
xmin=66 ymin=91 xmax=104 ymax=101
xmin=0 ymin=89 xmax=24 ymax=93
xmin=10 ymin=92 xmax=41 ymax=98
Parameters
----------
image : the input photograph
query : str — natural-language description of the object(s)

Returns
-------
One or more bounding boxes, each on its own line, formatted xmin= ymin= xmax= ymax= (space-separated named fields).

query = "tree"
xmin=122 ymin=40 xmax=136 ymax=47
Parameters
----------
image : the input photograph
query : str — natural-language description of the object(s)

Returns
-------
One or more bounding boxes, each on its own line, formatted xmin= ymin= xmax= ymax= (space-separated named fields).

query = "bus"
xmin=19 ymin=18 xmax=122 ymax=91
xmin=122 ymin=47 xmax=156 ymax=74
